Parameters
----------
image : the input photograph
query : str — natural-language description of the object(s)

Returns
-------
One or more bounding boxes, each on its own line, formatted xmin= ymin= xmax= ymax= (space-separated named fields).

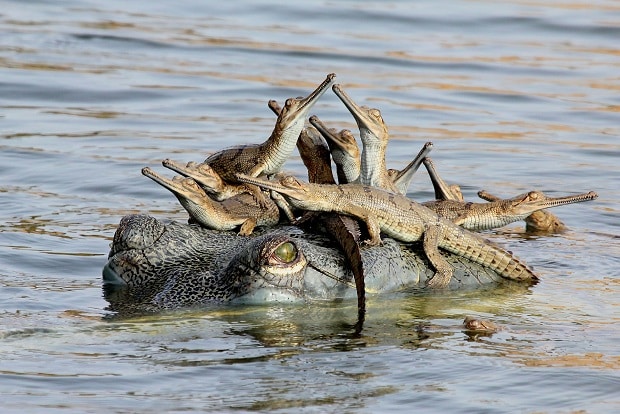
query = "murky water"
xmin=1 ymin=0 xmax=619 ymax=412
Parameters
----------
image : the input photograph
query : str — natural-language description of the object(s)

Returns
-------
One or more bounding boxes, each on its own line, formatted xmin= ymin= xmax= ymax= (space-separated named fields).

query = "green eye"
xmin=273 ymin=241 xmax=297 ymax=263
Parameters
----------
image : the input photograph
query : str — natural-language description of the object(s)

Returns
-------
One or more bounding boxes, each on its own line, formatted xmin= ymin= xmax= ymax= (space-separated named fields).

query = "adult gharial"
xmin=103 ymin=74 xmax=597 ymax=318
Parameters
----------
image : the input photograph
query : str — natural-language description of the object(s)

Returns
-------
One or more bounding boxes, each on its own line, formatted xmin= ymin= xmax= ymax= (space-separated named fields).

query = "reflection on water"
xmin=1 ymin=0 xmax=619 ymax=412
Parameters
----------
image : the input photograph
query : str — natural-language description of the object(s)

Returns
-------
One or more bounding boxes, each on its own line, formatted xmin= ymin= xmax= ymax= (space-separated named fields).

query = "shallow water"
xmin=1 ymin=0 xmax=619 ymax=412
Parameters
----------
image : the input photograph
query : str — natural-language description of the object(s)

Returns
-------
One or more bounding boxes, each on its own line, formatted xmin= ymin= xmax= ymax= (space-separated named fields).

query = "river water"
xmin=1 ymin=0 xmax=618 ymax=412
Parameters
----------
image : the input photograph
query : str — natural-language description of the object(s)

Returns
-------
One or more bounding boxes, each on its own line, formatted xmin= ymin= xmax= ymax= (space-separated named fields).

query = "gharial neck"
xmin=260 ymin=118 xmax=306 ymax=175
xmin=360 ymin=138 xmax=388 ymax=187
xmin=331 ymin=150 xmax=360 ymax=184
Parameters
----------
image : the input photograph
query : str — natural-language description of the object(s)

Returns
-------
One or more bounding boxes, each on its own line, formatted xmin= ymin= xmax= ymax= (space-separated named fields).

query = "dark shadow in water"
xmin=102 ymin=279 xmax=531 ymax=358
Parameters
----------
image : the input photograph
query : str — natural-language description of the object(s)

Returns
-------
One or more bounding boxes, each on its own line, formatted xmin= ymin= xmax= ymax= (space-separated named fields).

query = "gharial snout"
xmin=108 ymin=214 xmax=166 ymax=258
xmin=103 ymin=214 xmax=168 ymax=292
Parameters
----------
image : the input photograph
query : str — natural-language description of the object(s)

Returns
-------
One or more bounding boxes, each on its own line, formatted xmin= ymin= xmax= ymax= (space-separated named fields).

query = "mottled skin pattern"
xmin=204 ymin=73 xmax=335 ymax=182
xmin=141 ymin=167 xmax=279 ymax=235
xmin=237 ymin=174 xmax=539 ymax=288
xmin=296 ymin=127 xmax=337 ymax=186
xmin=103 ymin=215 xmax=515 ymax=312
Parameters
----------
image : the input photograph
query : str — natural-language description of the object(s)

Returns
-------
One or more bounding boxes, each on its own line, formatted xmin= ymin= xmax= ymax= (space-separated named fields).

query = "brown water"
xmin=1 ymin=0 xmax=619 ymax=412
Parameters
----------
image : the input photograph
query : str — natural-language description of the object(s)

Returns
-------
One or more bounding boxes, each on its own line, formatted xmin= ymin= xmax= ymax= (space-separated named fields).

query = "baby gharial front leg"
xmin=361 ymin=215 xmax=382 ymax=246
xmin=237 ymin=218 xmax=258 ymax=236
xmin=356 ymin=209 xmax=383 ymax=246
xmin=422 ymin=221 xmax=453 ymax=288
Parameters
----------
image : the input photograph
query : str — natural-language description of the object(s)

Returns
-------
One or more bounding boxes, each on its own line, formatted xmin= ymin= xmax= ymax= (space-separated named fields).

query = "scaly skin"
xmin=161 ymin=159 xmax=261 ymax=202
xmin=142 ymin=167 xmax=279 ymax=235
xmin=297 ymin=126 xmax=337 ymax=185
xmin=294 ymin=126 xmax=366 ymax=315
xmin=423 ymin=190 xmax=598 ymax=231
xmin=388 ymin=142 xmax=434 ymax=195
xmin=309 ymin=115 xmax=361 ymax=184
xmin=478 ymin=190 xmax=569 ymax=233
xmin=236 ymin=174 xmax=539 ymax=288
xmin=204 ymin=73 xmax=336 ymax=182
xmin=103 ymin=215 xmax=521 ymax=312
xmin=332 ymin=84 xmax=399 ymax=193
xmin=162 ymin=158 xmax=272 ymax=210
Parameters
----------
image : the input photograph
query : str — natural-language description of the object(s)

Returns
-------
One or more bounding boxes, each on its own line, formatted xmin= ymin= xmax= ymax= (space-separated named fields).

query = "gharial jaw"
xmin=278 ymin=73 xmax=336 ymax=128
xmin=142 ymin=167 xmax=208 ymax=202
xmin=331 ymin=84 xmax=388 ymax=145
xmin=505 ymin=190 xmax=598 ymax=216
xmin=309 ymin=115 xmax=360 ymax=184
xmin=391 ymin=142 xmax=434 ymax=195
xmin=423 ymin=157 xmax=464 ymax=202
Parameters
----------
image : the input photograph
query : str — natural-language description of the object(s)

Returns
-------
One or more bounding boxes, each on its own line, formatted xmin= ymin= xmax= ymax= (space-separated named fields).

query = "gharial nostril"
xmin=110 ymin=214 xmax=166 ymax=256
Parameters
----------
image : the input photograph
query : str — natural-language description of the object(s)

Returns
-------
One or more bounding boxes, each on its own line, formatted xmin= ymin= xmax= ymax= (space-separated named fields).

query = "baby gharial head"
xmin=235 ymin=173 xmax=311 ymax=202
xmin=277 ymin=175 xmax=308 ymax=192
xmin=332 ymin=83 xmax=388 ymax=141
xmin=276 ymin=73 xmax=336 ymax=129
xmin=176 ymin=175 xmax=204 ymax=194
xmin=511 ymin=189 xmax=598 ymax=215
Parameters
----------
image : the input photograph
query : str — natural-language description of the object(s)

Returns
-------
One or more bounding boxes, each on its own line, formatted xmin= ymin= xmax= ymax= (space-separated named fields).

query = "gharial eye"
xmin=273 ymin=241 xmax=298 ymax=263
xmin=285 ymin=98 xmax=296 ymax=107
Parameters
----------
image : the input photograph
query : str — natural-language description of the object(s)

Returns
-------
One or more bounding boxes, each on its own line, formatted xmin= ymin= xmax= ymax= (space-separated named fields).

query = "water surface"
xmin=1 ymin=0 xmax=619 ymax=412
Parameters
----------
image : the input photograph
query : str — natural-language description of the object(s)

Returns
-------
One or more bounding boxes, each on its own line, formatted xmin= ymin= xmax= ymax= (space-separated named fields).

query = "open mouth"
xmin=297 ymin=73 xmax=336 ymax=112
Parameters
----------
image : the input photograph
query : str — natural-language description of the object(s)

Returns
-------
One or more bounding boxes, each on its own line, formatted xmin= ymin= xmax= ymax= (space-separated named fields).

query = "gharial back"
xmin=204 ymin=144 xmax=262 ymax=182
xmin=103 ymin=215 xmax=532 ymax=315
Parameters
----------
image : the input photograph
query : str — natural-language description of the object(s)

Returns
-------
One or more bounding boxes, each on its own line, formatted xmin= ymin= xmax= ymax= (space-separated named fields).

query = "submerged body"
xmin=103 ymin=215 xmax=523 ymax=313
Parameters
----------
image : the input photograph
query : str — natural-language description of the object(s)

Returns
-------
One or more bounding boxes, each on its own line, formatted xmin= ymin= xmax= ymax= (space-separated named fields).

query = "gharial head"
xmin=508 ymin=190 xmax=598 ymax=215
xmin=142 ymin=167 xmax=207 ymax=199
xmin=309 ymin=115 xmax=361 ymax=160
xmin=236 ymin=174 xmax=310 ymax=202
xmin=275 ymin=73 xmax=336 ymax=129
xmin=103 ymin=215 xmax=356 ymax=313
xmin=332 ymin=83 xmax=388 ymax=143
xmin=161 ymin=159 xmax=226 ymax=195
